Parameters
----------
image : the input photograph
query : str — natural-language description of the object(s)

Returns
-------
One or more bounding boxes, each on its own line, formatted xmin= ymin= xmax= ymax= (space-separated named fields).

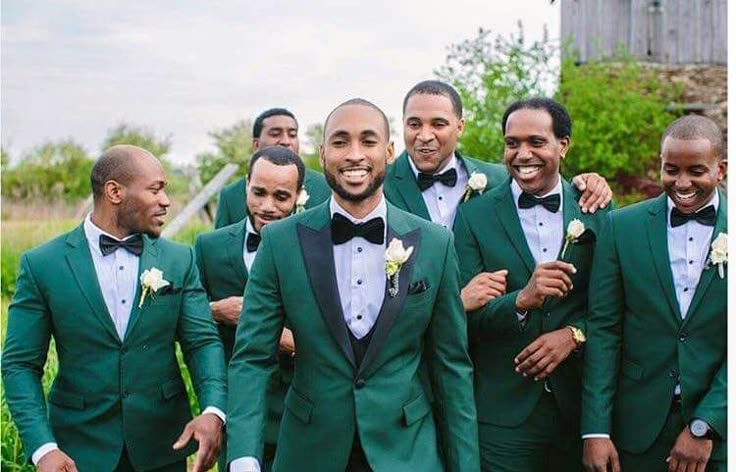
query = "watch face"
xmin=691 ymin=420 xmax=709 ymax=437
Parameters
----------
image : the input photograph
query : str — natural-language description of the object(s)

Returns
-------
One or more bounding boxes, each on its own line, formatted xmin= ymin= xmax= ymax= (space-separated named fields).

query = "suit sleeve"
xmin=214 ymin=188 xmax=231 ymax=229
xmin=193 ymin=236 xmax=211 ymax=298
xmin=693 ymin=359 xmax=726 ymax=438
xmin=580 ymin=212 xmax=623 ymax=435
xmin=453 ymin=207 xmax=523 ymax=337
xmin=227 ymin=227 xmax=284 ymax=462
xmin=426 ymin=232 xmax=480 ymax=472
xmin=176 ymin=246 xmax=227 ymax=412
xmin=1 ymin=253 xmax=56 ymax=461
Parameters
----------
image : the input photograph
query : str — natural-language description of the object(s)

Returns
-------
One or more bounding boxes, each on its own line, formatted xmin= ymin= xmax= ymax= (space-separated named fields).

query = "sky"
xmin=1 ymin=1 xmax=560 ymax=166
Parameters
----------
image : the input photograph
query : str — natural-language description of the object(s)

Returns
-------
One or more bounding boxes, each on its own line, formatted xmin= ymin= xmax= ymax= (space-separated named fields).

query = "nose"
xmin=418 ymin=125 xmax=434 ymax=143
xmin=260 ymin=196 xmax=277 ymax=213
xmin=517 ymin=143 xmax=533 ymax=159
xmin=159 ymin=190 xmax=171 ymax=208
xmin=675 ymin=173 xmax=692 ymax=190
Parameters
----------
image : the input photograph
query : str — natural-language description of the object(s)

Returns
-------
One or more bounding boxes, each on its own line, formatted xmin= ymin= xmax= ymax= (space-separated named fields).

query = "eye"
xmin=504 ymin=139 xmax=518 ymax=148
xmin=406 ymin=121 xmax=420 ymax=129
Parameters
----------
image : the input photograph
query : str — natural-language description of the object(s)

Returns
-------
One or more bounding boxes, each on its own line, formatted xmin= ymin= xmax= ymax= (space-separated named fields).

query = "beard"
xmin=324 ymin=168 xmax=386 ymax=203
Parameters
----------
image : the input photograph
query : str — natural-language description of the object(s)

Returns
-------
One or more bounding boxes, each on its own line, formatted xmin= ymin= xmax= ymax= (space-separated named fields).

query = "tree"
xmin=196 ymin=120 xmax=252 ymax=184
xmin=300 ymin=123 xmax=324 ymax=171
xmin=436 ymin=23 xmax=557 ymax=162
xmin=102 ymin=123 xmax=172 ymax=160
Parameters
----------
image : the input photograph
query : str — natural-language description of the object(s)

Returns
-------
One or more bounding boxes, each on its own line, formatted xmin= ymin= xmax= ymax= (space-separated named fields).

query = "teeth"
xmin=518 ymin=165 xmax=541 ymax=175
xmin=343 ymin=169 xmax=368 ymax=178
xmin=676 ymin=191 xmax=696 ymax=200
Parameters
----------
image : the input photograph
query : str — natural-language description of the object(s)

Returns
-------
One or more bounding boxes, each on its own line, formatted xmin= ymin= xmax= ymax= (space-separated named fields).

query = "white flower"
xmin=385 ymin=238 xmax=414 ymax=297
xmin=561 ymin=219 xmax=586 ymax=260
xmin=295 ymin=189 xmax=310 ymax=213
xmin=463 ymin=172 xmax=488 ymax=202
xmin=708 ymin=232 xmax=727 ymax=279
xmin=139 ymin=267 xmax=170 ymax=308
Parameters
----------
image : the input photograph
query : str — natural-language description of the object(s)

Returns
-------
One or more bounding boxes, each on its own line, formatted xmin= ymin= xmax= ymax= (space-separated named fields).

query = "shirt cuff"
xmin=32 ymin=442 xmax=59 ymax=465
xmin=202 ymin=406 xmax=226 ymax=425
xmin=230 ymin=456 xmax=261 ymax=472
xmin=582 ymin=433 xmax=611 ymax=439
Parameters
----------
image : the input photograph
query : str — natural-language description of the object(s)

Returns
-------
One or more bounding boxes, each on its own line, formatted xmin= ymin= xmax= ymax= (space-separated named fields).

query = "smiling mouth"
xmin=513 ymin=164 xmax=543 ymax=177
xmin=673 ymin=190 xmax=698 ymax=205
xmin=340 ymin=167 xmax=370 ymax=182
xmin=414 ymin=147 xmax=438 ymax=156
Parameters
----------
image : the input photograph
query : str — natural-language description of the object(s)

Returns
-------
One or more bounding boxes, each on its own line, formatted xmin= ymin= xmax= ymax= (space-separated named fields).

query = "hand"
xmin=666 ymin=426 xmax=713 ymax=472
xmin=172 ymin=413 xmax=224 ymax=472
xmin=37 ymin=450 xmax=78 ymax=472
xmin=279 ymin=328 xmax=296 ymax=356
xmin=514 ymin=327 xmax=577 ymax=379
xmin=515 ymin=261 xmax=576 ymax=311
xmin=583 ymin=437 xmax=621 ymax=472
xmin=210 ymin=296 xmax=243 ymax=326
xmin=461 ymin=270 xmax=508 ymax=311
xmin=572 ymin=172 xmax=612 ymax=213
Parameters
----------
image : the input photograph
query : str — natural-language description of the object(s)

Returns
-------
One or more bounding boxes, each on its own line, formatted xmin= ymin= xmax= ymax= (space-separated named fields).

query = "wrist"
xmin=689 ymin=419 xmax=715 ymax=440
xmin=566 ymin=325 xmax=586 ymax=348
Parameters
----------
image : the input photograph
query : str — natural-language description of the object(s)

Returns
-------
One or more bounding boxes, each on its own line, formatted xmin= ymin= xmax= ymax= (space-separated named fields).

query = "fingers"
xmin=172 ymin=422 xmax=194 ymax=450
xmin=67 ymin=461 xmax=80 ymax=472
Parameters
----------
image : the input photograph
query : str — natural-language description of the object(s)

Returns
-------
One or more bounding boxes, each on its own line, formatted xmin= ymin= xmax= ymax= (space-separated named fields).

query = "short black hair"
xmin=90 ymin=145 xmax=143 ymax=200
xmin=247 ymin=145 xmax=305 ymax=190
xmin=253 ymin=108 xmax=298 ymax=139
xmin=662 ymin=115 xmax=724 ymax=159
xmin=323 ymin=98 xmax=391 ymax=140
xmin=402 ymin=80 xmax=463 ymax=119
xmin=501 ymin=97 xmax=572 ymax=139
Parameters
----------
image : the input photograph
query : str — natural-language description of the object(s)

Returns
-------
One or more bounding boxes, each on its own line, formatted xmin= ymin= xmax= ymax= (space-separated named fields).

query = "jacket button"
xmin=679 ymin=333 xmax=687 ymax=342
xmin=545 ymin=312 xmax=551 ymax=318
xmin=355 ymin=379 xmax=366 ymax=389
xmin=669 ymin=369 xmax=678 ymax=378
xmin=122 ymin=389 xmax=131 ymax=398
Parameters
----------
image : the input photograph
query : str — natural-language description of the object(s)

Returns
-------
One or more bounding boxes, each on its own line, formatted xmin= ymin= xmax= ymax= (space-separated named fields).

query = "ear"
xmin=717 ymin=158 xmax=727 ymax=181
xmin=319 ymin=144 xmax=325 ymax=169
xmin=559 ymin=136 xmax=571 ymax=159
xmin=252 ymin=138 xmax=261 ymax=151
xmin=104 ymin=179 xmax=125 ymax=205
xmin=386 ymin=141 xmax=396 ymax=164
xmin=457 ymin=118 xmax=466 ymax=137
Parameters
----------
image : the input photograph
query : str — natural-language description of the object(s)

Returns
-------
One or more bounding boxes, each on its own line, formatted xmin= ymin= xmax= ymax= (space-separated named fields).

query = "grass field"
xmin=1 ymin=218 xmax=215 ymax=470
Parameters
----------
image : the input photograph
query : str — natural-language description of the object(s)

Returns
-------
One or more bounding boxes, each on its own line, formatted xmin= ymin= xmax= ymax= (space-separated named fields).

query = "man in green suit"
xmin=581 ymin=115 xmax=727 ymax=472
xmin=227 ymin=98 xmax=479 ymax=471
xmin=454 ymin=97 xmax=611 ymax=471
xmin=214 ymin=107 xmax=331 ymax=228
xmin=2 ymin=145 xmax=227 ymax=471
xmin=195 ymin=145 xmax=305 ymax=471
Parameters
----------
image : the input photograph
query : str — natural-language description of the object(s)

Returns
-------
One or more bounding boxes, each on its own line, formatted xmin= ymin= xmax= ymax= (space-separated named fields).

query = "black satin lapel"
xmin=297 ymin=223 xmax=356 ymax=367
xmin=356 ymin=227 xmax=421 ymax=378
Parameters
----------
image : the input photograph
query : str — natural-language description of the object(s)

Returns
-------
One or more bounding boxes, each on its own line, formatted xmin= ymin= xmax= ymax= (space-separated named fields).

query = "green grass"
xmin=1 ymin=219 xmax=217 ymax=470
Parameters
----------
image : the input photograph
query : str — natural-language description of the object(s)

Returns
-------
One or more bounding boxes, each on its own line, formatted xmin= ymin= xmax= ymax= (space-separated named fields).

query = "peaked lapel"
xmin=123 ymin=236 xmax=160 ymax=341
xmin=390 ymin=152 xmax=432 ymax=220
xmin=65 ymin=225 xmax=122 ymax=344
xmin=682 ymin=192 xmax=728 ymax=326
xmin=298 ymin=204 xmax=356 ymax=367
xmin=493 ymin=182 xmax=536 ymax=274
xmin=646 ymin=195 xmax=681 ymax=322
xmin=356 ymin=206 xmax=420 ymax=378
xmin=227 ymin=219 xmax=249 ymax=282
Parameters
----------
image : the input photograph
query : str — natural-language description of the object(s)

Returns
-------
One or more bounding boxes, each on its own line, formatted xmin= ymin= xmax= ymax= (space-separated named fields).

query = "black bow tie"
xmin=518 ymin=192 xmax=561 ymax=213
xmin=331 ymin=213 xmax=385 ymax=245
xmin=417 ymin=168 xmax=458 ymax=191
xmin=246 ymin=232 xmax=261 ymax=252
xmin=99 ymin=234 xmax=143 ymax=256
xmin=670 ymin=205 xmax=716 ymax=228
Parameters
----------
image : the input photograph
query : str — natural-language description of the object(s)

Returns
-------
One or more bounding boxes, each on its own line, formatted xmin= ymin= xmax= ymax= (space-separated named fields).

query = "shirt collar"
xmin=510 ymin=175 xmax=563 ymax=208
xmin=666 ymin=191 xmax=720 ymax=224
xmin=330 ymin=195 xmax=387 ymax=226
xmin=407 ymin=151 xmax=460 ymax=178
xmin=245 ymin=217 xmax=258 ymax=237
xmin=85 ymin=213 xmax=142 ymax=256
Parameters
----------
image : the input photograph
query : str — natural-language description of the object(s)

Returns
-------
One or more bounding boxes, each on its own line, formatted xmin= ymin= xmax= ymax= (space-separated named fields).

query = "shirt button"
xmin=542 ymin=248 xmax=548 ymax=253
xmin=689 ymin=260 xmax=694 ymax=265
xmin=357 ymin=247 xmax=363 ymax=253
xmin=121 ymin=299 xmax=126 ymax=304
xmin=683 ymin=287 xmax=689 ymax=292
xmin=357 ymin=314 xmax=363 ymax=320
xmin=357 ymin=279 xmax=363 ymax=285
xmin=539 ymin=222 xmax=544 ymax=227
xmin=119 ymin=266 xmax=124 ymax=271
xmin=438 ymin=196 xmax=443 ymax=201
xmin=688 ymin=237 xmax=694 ymax=242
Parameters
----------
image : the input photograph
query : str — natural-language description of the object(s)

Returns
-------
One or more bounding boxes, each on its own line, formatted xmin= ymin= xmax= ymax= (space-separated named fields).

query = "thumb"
xmin=573 ymin=174 xmax=587 ymax=191
xmin=172 ymin=423 xmax=194 ymax=450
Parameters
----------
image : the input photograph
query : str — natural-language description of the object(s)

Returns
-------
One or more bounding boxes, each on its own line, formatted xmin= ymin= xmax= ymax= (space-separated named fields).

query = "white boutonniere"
xmin=139 ymin=267 xmax=170 ymax=308
xmin=463 ymin=172 xmax=487 ymax=202
xmin=561 ymin=219 xmax=585 ymax=260
xmin=385 ymin=238 xmax=414 ymax=297
xmin=295 ymin=189 xmax=310 ymax=214
xmin=707 ymin=232 xmax=727 ymax=279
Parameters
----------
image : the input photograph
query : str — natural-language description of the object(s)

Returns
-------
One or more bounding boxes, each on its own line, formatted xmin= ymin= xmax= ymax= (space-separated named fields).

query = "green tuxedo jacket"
xmin=581 ymin=193 xmax=727 ymax=460
xmin=194 ymin=220 xmax=292 ymax=444
xmin=2 ymin=225 xmax=227 ymax=471
xmin=227 ymin=201 xmax=479 ymax=472
xmin=383 ymin=151 xmax=507 ymax=224
xmin=214 ymin=168 xmax=331 ymax=228
xmin=454 ymin=178 xmax=610 ymax=428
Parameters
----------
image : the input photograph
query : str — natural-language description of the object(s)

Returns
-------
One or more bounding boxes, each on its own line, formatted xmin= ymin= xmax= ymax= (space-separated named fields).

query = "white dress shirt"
xmin=243 ymin=218 xmax=259 ymax=272
xmin=408 ymin=152 xmax=469 ymax=229
xmin=511 ymin=177 xmax=564 ymax=265
xmin=231 ymin=197 xmax=389 ymax=472
xmin=33 ymin=215 xmax=225 ymax=465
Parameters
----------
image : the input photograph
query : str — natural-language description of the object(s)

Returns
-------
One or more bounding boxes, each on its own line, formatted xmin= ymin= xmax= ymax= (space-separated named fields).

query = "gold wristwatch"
xmin=567 ymin=325 xmax=586 ymax=346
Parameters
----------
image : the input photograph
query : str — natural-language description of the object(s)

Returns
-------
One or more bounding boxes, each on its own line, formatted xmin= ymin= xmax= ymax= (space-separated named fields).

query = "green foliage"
xmin=196 ymin=120 xmax=252 ymax=185
xmin=102 ymin=123 xmax=172 ymax=159
xmin=557 ymin=55 xmax=679 ymax=179
xmin=300 ymin=123 xmax=324 ymax=171
xmin=1 ymin=140 xmax=95 ymax=201
xmin=436 ymin=23 xmax=557 ymax=162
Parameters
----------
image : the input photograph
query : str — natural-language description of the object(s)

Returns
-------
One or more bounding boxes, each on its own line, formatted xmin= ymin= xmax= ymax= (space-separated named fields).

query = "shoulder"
xmin=151 ymin=237 xmax=195 ymax=258
xmin=386 ymin=151 xmax=410 ymax=178
xmin=195 ymin=222 xmax=239 ymax=249
xmin=22 ymin=228 xmax=78 ymax=265
xmin=610 ymin=196 xmax=661 ymax=223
